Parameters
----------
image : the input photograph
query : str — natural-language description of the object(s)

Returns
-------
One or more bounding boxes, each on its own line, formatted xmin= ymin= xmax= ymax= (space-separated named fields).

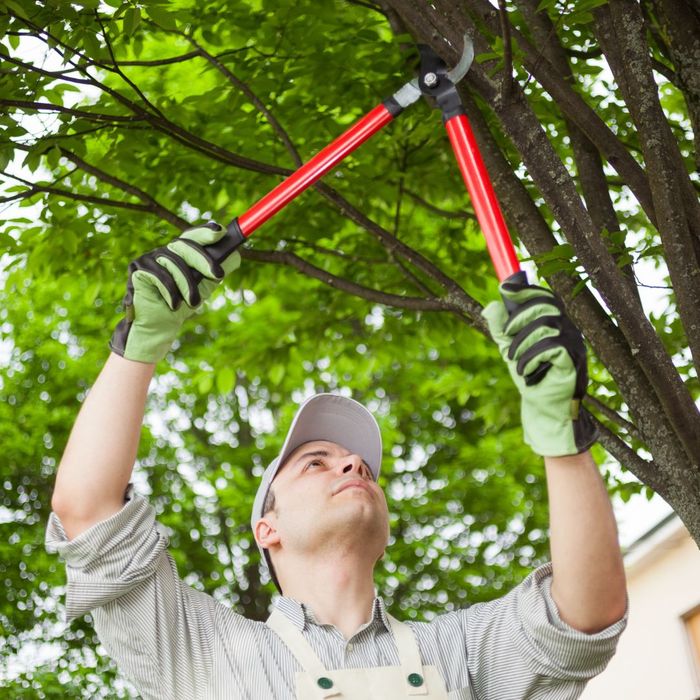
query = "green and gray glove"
xmin=110 ymin=222 xmax=242 ymax=363
xmin=482 ymin=278 xmax=598 ymax=457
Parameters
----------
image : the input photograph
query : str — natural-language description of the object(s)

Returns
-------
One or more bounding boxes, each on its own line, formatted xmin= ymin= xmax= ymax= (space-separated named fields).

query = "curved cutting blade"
xmin=446 ymin=34 xmax=474 ymax=84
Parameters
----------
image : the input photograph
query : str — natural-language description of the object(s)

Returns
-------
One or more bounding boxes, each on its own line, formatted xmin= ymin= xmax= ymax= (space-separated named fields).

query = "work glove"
xmin=109 ymin=222 xmax=241 ymax=364
xmin=482 ymin=278 xmax=598 ymax=457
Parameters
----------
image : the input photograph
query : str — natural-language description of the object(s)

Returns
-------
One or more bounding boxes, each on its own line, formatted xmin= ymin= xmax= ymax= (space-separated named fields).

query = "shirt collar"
xmin=273 ymin=596 xmax=391 ymax=633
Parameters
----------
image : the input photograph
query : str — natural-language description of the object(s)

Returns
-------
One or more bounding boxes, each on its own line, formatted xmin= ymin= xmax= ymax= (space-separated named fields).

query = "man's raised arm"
xmin=51 ymin=354 xmax=155 ymax=539
xmin=50 ymin=222 xmax=241 ymax=540
xmin=483 ymin=278 xmax=627 ymax=634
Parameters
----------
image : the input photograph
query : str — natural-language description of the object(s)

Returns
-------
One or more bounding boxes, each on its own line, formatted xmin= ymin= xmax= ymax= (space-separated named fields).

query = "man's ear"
xmin=254 ymin=515 xmax=281 ymax=550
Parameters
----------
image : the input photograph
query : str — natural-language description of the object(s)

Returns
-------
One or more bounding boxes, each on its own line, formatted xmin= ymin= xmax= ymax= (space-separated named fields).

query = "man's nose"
xmin=340 ymin=454 xmax=365 ymax=476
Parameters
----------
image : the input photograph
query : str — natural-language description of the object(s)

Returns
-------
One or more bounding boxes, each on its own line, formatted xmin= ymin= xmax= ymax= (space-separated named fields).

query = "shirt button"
xmin=408 ymin=673 xmax=424 ymax=687
xmin=346 ymin=643 xmax=354 ymax=651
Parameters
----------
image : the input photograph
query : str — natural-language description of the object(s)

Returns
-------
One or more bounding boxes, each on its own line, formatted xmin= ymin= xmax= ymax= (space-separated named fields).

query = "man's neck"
xmin=278 ymin=554 xmax=377 ymax=640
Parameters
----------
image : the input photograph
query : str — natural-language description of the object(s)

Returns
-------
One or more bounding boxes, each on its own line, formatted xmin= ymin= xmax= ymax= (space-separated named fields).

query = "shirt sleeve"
xmin=465 ymin=562 xmax=628 ymax=700
xmin=45 ymin=485 xmax=217 ymax=700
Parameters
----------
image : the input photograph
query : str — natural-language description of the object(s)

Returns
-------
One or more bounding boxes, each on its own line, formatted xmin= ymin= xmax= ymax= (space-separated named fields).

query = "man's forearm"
xmin=51 ymin=352 xmax=156 ymax=539
xmin=545 ymin=451 xmax=627 ymax=633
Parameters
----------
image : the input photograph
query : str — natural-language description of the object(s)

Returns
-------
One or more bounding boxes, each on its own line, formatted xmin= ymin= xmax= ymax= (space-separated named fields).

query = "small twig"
xmin=282 ymin=237 xmax=386 ymax=264
xmin=583 ymin=394 xmax=642 ymax=442
xmin=1 ymin=53 xmax=94 ymax=85
xmin=564 ymin=47 xmax=603 ymax=60
xmin=118 ymin=50 xmax=201 ymax=67
xmin=403 ymin=188 xmax=475 ymax=221
xmin=650 ymin=58 xmax=680 ymax=88
xmin=590 ymin=415 xmax=663 ymax=494
xmin=94 ymin=11 xmax=168 ymax=121
xmin=1 ymin=180 xmax=153 ymax=213
xmin=392 ymin=255 xmax=439 ymax=298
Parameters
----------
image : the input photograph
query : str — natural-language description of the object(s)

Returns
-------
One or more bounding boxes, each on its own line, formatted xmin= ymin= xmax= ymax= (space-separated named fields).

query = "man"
xmin=47 ymin=223 xmax=627 ymax=699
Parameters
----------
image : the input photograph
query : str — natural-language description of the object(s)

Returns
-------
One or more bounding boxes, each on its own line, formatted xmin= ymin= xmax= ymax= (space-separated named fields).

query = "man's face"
xmin=258 ymin=440 xmax=390 ymax=566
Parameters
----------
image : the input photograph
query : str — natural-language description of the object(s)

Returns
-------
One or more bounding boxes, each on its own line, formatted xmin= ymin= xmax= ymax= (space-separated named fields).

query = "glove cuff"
xmin=523 ymin=404 xmax=599 ymax=457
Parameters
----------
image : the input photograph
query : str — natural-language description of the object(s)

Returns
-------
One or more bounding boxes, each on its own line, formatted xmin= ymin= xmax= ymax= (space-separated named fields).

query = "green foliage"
xmin=0 ymin=0 xmax=695 ymax=695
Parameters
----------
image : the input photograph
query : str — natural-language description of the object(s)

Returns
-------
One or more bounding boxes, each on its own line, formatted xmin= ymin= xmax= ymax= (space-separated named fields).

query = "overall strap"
xmin=267 ymin=609 xmax=340 ymax=699
xmin=386 ymin=614 xmax=430 ymax=697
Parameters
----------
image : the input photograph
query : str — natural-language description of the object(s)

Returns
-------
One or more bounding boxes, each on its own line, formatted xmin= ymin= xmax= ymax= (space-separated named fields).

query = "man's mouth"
xmin=334 ymin=479 xmax=371 ymax=495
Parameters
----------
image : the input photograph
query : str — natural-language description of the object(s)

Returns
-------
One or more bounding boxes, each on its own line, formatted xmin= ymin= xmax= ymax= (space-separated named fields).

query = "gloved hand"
xmin=482 ymin=278 xmax=598 ymax=457
xmin=110 ymin=222 xmax=241 ymax=363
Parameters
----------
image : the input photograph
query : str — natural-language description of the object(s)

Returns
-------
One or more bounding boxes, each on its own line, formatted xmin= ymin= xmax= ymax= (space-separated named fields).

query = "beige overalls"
xmin=267 ymin=609 xmax=450 ymax=700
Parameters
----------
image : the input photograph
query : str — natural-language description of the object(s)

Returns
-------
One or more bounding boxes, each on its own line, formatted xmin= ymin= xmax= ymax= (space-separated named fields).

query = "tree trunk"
xmin=385 ymin=0 xmax=700 ymax=547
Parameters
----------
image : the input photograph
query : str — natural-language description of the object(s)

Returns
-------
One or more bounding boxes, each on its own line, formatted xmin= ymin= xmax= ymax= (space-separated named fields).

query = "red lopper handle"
xmin=444 ymin=113 xmax=520 ymax=282
xmin=237 ymin=104 xmax=396 ymax=237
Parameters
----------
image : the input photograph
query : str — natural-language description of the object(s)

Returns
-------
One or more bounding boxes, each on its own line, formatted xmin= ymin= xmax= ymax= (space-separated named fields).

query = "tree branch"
xmin=497 ymin=0 xmax=514 ymax=100
xmin=58 ymin=149 xmax=190 ymax=229
xmin=385 ymin=0 xmax=700 ymax=468
xmin=10 ymin=26 xmax=292 ymax=179
xmin=516 ymin=0 xmax=638 ymax=294
xmin=184 ymin=35 xmax=303 ymax=168
xmin=240 ymin=247 xmax=461 ymax=313
xmin=282 ymin=238 xmax=386 ymax=264
xmin=584 ymin=394 xmax=642 ymax=442
xmin=0 ymin=99 xmax=145 ymax=124
xmin=601 ymin=0 xmax=700 ymax=376
xmin=402 ymin=187 xmax=475 ymax=220
xmin=118 ymin=51 xmax=201 ymax=67
xmin=591 ymin=415 xmax=665 ymax=495
xmin=1 ymin=53 xmax=94 ymax=85
xmin=312 ymin=181 xmax=488 ymax=331
xmin=0 ymin=172 xmax=156 ymax=214
xmin=94 ymin=11 xmax=168 ymax=121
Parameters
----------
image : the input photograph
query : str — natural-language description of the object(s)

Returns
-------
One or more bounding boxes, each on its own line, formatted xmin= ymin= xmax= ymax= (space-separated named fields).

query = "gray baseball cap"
xmin=250 ymin=393 xmax=382 ymax=591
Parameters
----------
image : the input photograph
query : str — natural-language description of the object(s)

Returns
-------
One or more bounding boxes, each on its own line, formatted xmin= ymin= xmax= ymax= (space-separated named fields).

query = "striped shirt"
xmin=45 ymin=487 xmax=627 ymax=700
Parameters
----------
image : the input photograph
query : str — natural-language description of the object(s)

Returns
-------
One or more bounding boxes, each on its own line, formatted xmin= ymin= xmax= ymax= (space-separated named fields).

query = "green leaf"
xmin=216 ymin=366 xmax=235 ymax=394
xmin=122 ymin=6 xmax=141 ymax=36
xmin=4 ymin=0 xmax=29 ymax=20
xmin=146 ymin=5 xmax=178 ymax=30
xmin=197 ymin=373 xmax=213 ymax=395
xmin=269 ymin=364 xmax=285 ymax=385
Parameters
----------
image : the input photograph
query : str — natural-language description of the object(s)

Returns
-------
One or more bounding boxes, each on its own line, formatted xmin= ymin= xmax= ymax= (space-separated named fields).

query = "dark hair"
xmin=262 ymin=486 xmax=276 ymax=515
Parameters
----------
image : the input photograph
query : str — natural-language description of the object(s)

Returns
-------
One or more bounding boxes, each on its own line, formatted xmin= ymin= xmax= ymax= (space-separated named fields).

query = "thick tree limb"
xmin=515 ymin=0 xmax=638 ymax=294
xmin=497 ymin=0 xmax=514 ymax=100
xmin=649 ymin=0 xmax=700 ymax=166
xmin=452 ymin=0 xmax=659 ymax=229
xmin=601 ymin=0 xmax=700 ymax=376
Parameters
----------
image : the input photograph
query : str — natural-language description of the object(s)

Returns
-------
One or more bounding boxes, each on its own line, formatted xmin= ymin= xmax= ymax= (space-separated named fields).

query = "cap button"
xmin=317 ymin=676 xmax=333 ymax=689
xmin=407 ymin=672 xmax=424 ymax=687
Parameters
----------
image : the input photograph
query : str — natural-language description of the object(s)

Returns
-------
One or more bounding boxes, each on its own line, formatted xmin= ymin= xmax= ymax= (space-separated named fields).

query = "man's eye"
xmin=305 ymin=460 xmax=324 ymax=470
